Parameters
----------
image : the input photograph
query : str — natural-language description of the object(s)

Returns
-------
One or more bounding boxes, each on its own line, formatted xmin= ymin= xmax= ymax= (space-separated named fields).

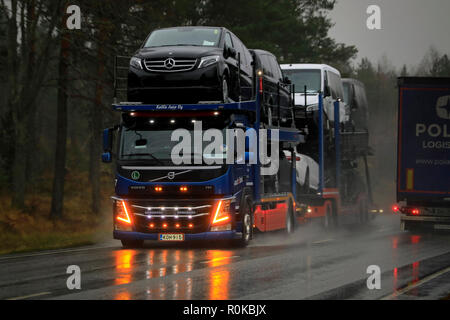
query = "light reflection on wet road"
xmin=1 ymin=214 xmax=450 ymax=300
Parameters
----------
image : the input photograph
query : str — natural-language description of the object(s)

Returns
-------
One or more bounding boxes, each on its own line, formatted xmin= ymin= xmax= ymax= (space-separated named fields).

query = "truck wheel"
xmin=121 ymin=239 xmax=144 ymax=248
xmin=324 ymin=201 xmax=338 ymax=229
xmin=234 ymin=198 xmax=253 ymax=247
xmin=332 ymin=201 xmax=339 ymax=227
xmin=286 ymin=199 xmax=295 ymax=234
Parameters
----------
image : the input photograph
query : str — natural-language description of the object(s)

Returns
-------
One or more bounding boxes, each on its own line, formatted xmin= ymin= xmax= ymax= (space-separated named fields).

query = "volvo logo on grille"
xmin=167 ymin=172 xmax=176 ymax=180
xmin=164 ymin=58 xmax=175 ymax=69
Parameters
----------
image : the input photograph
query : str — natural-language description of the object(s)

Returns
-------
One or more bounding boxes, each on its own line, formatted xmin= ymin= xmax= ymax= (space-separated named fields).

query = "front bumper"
xmin=127 ymin=64 xmax=221 ymax=104
xmin=114 ymin=230 xmax=241 ymax=241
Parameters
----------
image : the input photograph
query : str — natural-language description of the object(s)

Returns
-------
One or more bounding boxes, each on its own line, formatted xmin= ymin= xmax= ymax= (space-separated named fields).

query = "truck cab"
xmin=104 ymin=109 xmax=258 ymax=247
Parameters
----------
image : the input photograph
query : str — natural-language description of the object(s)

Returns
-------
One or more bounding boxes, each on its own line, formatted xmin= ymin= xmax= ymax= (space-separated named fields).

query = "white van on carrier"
xmin=280 ymin=64 xmax=349 ymax=127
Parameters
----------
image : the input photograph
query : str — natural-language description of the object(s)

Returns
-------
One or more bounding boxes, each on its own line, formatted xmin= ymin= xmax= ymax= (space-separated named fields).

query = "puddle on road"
xmin=112 ymin=248 xmax=234 ymax=300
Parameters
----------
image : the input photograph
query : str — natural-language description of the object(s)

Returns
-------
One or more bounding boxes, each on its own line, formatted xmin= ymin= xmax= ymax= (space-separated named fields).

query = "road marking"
xmin=381 ymin=265 xmax=450 ymax=300
xmin=312 ymin=239 xmax=334 ymax=245
xmin=0 ymin=244 xmax=114 ymax=261
xmin=200 ymin=256 xmax=240 ymax=264
xmin=7 ymin=291 xmax=52 ymax=300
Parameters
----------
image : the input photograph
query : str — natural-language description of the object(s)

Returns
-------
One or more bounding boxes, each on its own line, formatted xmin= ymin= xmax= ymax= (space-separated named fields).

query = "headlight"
xmin=130 ymin=56 xmax=143 ymax=69
xmin=198 ymin=55 xmax=220 ymax=69
xmin=211 ymin=199 xmax=233 ymax=226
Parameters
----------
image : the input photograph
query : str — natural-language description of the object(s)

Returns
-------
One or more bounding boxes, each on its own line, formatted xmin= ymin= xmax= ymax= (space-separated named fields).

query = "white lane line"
xmin=312 ymin=239 xmax=334 ymax=245
xmin=381 ymin=265 xmax=450 ymax=300
xmin=6 ymin=291 xmax=52 ymax=300
xmin=200 ymin=256 xmax=240 ymax=264
xmin=0 ymin=244 xmax=115 ymax=261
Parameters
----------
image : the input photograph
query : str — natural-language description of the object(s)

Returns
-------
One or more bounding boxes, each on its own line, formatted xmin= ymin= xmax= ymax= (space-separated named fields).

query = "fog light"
xmin=211 ymin=223 xmax=232 ymax=232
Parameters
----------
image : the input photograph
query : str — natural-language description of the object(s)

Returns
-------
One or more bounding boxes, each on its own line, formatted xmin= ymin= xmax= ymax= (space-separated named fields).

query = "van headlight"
xmin=130 ymin=56 xmax=143 ymax=69
xmin=198 ymin=55 xmax=220 ymax=69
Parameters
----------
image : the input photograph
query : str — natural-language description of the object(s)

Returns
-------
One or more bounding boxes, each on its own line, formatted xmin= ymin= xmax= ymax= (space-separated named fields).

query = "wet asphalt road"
xmin=0 ymin=214 xmax=449 ymax=300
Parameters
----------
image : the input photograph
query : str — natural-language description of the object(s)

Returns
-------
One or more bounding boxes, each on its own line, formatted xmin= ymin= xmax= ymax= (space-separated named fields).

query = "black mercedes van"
xmin=127 ymin=26 xmax=254 ymax=104
xmin=250 ymin=49 xmax=292 ymax=125
xmin=342 ymin=78 xmax=369 ymax=132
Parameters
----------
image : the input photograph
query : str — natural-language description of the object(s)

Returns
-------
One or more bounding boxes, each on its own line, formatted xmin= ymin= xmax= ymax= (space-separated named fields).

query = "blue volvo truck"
xmin=102 ymin=59 xmax=305 ymax=247
xmin=395 ymin=77 xmax=450 ymax=231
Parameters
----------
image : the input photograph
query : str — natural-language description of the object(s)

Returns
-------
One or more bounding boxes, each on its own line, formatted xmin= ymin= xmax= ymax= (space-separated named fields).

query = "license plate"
xmin=159 ymin=233 xmax=185 ymax=241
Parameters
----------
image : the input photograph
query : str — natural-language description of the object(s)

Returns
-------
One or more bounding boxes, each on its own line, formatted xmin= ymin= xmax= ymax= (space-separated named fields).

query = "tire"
xmin=233 ymin=197 xmax=253 ymax=247
xmin=121 ymin=239 xmax=144 ymax=248
xmin=286 ymin=199 xmax=295 ymax=234
xmin=323 ymin=201 xmax=338 ymax=229
xmin=222 ymin=76 xmax=230 ymax=103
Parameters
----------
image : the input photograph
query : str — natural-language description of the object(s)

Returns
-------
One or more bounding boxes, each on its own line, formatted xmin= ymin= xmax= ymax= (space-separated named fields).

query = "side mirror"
xmin=283 ymin=76 xmax=291 ymax=85
xmin=324 ymin=84 xmax=331 ymax=97
xmin=102 ymin=128 xmax=114 ymax=163
xmin=224 ymin=46 xmax=236 ymax=59
xmin=229 ymin=47 xmax=237 ymax=59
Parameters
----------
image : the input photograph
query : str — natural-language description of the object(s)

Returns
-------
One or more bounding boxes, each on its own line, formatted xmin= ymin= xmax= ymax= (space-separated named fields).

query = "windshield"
xmin=144 ymin=27 xmax=222 ymax=48
xmin=283 ymin=69 xmax=321 ymax=93
xmin=119 ymin=114 xmax=231 ymax=165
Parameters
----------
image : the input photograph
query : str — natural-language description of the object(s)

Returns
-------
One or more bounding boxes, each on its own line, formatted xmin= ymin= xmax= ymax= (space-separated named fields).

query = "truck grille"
xmin=129 ymin=199 xmax=215 ymax=233
xmin=144 ymin=58 xmax=197 ymax=73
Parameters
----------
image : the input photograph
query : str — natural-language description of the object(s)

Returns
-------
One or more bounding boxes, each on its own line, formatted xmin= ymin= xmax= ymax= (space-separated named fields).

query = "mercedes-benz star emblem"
xmin=164 ymin=58 xmax=175 ymax=70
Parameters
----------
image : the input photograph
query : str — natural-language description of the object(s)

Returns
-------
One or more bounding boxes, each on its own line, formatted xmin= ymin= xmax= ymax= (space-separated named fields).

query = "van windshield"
xmin=283 ymin=69 xmax=321 ymax=93
xmin=144 ymin=28 xmax=222 ymax=48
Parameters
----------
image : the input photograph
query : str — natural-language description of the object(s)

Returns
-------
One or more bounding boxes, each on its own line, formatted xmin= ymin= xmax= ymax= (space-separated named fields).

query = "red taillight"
xmin=412 ymin=209 xmax=420 ymax=216
xmin=259 ymin=77 xmax=263 ymax=94
xmin=117 ymin=201 xmax=132 ymax=224
xmin=286 ymin=156 xmax=301 ymax=161
xmin=392 ymin=205 xmax=399 ymax=213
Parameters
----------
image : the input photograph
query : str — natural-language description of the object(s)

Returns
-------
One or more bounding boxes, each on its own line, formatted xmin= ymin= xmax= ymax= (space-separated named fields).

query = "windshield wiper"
xmin=146 ymin=44 xmax=205 ymax=48
xmin=121 ymin=153 xmax=165 ymax=165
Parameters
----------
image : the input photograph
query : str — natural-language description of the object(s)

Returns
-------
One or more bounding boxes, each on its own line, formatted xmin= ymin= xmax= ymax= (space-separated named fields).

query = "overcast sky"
xmin=328 ymin=0 xmax=450 ymax=69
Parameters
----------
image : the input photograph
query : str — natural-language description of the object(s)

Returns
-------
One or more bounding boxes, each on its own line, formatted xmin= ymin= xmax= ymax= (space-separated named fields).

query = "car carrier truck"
xmin=394 ymin=77 xmax=450 ymax=231
xmin=102 ymin=56 xmax=306 ymax=248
